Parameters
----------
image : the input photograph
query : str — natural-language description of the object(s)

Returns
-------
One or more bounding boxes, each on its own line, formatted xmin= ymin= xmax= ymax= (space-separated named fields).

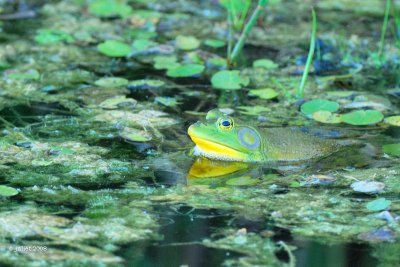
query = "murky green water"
xmin=0 ymin=0 xmax=399 ymax=266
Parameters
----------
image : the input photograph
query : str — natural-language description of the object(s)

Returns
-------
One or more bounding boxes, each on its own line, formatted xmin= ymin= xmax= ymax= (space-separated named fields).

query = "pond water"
xmin=0 ymin=0 xmax=399 ymax=266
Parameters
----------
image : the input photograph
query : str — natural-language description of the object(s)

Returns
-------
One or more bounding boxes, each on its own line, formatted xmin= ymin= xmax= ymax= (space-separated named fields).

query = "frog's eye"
xmin=218 ymin=118 xmax=234 ymax=131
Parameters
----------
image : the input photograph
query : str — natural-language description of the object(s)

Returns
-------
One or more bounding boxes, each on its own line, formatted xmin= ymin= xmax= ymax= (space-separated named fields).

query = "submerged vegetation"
xmin=0 ymin=0 xmax=399 ymax=266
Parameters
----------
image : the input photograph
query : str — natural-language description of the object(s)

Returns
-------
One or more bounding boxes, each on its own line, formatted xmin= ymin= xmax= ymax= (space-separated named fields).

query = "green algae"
xmin=0 ymin=0 xmax=399 ymax=266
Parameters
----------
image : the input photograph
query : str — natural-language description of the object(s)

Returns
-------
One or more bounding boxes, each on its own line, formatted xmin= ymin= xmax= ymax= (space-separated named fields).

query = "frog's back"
xmin=260 ymin=128 xmax=339 ymax=161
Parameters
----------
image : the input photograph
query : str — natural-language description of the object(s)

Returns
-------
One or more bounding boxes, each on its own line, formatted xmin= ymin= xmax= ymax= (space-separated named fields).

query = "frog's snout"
xmin=188 ymin=121 xmax=202 ymax=137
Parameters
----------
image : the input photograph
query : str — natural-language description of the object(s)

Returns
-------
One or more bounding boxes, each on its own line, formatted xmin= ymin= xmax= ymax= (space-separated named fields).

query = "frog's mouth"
xmin=188 ymin=129 xmax=246 ymax=162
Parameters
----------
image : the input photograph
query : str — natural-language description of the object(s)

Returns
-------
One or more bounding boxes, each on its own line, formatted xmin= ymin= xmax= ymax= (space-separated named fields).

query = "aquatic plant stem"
xmin=229 ymin=0 xmax=268 ymax=65
xmin=296 ymin=8 xmax=317 ymax=99
xmin=378 ymin=0 xmax=391 ymax=58
xmin=227 ymin=7 xmax=234 ymax=61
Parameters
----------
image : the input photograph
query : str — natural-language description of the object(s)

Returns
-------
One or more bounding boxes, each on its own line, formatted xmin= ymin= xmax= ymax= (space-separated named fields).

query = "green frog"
xmin=188 ymin=109 xmax=340 ymax=162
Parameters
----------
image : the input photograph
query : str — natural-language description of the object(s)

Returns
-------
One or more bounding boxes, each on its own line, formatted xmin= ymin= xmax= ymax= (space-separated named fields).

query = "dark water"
xmin=118 ymin=206 xmax=378 ymax=267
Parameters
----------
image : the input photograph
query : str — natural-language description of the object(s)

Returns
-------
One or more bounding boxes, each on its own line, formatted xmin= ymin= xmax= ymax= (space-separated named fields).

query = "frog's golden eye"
xmin=218 ymin=118 xmax=234 ymax=131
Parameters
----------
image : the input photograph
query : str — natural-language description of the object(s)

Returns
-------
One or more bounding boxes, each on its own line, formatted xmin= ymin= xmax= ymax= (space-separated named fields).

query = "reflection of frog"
xmin=188 ymin=109 xmax=339 ymax=162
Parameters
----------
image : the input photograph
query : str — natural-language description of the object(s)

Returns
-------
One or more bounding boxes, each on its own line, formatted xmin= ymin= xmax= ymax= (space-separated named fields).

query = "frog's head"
xmin=188 ymin=110 xmax=265 ymax=162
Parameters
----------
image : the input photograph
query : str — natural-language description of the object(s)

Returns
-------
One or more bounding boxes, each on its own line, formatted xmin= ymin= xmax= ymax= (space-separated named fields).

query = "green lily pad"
xmin=237 ymin=106 xmax=271 ymax=115
xmin=301 ymin=99 xmax=339 ymax=116
xmin=166 ymin=64 xmax=204 ymax=78
xmin=94 ymin=77 xmax=128 ymax=87
xmin=153 ymin=55 xmax=180 ymax=70
xmin=120 ymin=128 xmax=152 ymax=142
xmin=89 ymin=0 xmax=133 ymax=18
xmin=97 ymin=40 xmax=131 ymax=57
xmin=176 ymin=35 xmax=200 ymax=51
xmin=385 ymin=115 xmax=400 ymax=126
xmin=312 ymin=111 xmax=341 ymax=124
xmin=211 ymin=70 xmax=249 ymax=90
xmin=128 ymin=79 xmax=165 ymax=90
xmin=0 ymin=185 xmax=19 ymax=197
xmin=248 ymin=88 xmax=278 ymax=99
xmin=131 ymin=39 xmax=157 ymax=54
xmin=341 ymin=110 xmax=384 ymax=125
xmin=226 ymin=176 xmax=259 ymax=186
xmin=155 ymin=96 xmax=179 ymax=107
xmin=253 ymin=59 xmax=278 ymax=69
xmin=35 ymin=29 xmax=74 ymax=45
xmin=204 ymin=39 xmax=225 ymax=48
xmin=366 ymin=198 xmax=391 ymax=212
xmin=382 ymin=143 xmax=400 ymax=157
xmin=99 ymin=96 xmax=137 ymax=109
xmin=7 ymin=69 xmax=40 ymax=80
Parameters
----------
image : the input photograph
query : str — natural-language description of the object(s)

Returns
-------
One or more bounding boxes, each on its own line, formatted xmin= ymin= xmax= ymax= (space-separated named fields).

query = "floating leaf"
xmin=237 ymin=106 xmax=271 ymax=115
xmin=97 ymin=40 xmax=131 ymax=57
xmin=166 ymin=64 xmax=204 ymax=78
xmin=341 ymin=110 xmax=383 ymax=125
xmin=176 ymin=35 xmax=200 ymax=51
xmin=99 ymin=96 xmax=137 ymax=109
xmin=226 ymin=176 xmax=259 ymax=186
xmin=7 ymin=69 xmax=40 ymax=80
xmin=89 ymin=0 xmax=132 ymax=18
xmin=120 ymin=128 xmax=152 ymax=142
xmin=0 ymin=185 xmax=18 ymax=197
xmin=382 ymin=143 xmax=400 ymax=157
xmin=204 ymin=39 xmax=225 ymax=48
xmin=385 ymin=115 xmax=400 ymax=126
xmin=155 ymin=96 xmax=179 ymax=107
xmin=35 ymin=29 xmax=74 ymax=45
xmin=131 ymin=39 xmax=157 ymax=54
xmin=312 ymin=111 xmax=341 ymax=124
xmin=94 ymin=77 xmax=128 ymax=87
xmin=153 ymin=55 xmax=179 ymax=70
xmin=211 ymin=70 xmax=249 ymax=90
xmin=351 ymin=181 xmax=385 ymax=194
xmin=301 ymin=99 xmax=339 ymax=116
xmin=366 ymin=198 xmax=391 ymax=212
xmin=248 ymin=88 xmax=278 ymax=99
xmin=253 ymin=59 xmax=278 ymax=69
xmin=326 ymin=91 xmax=355 ymax=98
xmin=128 ymin=79 xmax=165 ymax=90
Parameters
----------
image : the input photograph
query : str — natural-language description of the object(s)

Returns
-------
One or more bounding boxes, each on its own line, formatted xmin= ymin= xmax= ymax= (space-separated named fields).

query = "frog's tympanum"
xmin=188 ymin=110 xmax=339 ymax=162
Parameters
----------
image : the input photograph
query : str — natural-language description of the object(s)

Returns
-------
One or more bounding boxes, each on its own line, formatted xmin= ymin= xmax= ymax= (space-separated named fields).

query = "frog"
xmin=188 ymin=109 xmax=340 ymax=162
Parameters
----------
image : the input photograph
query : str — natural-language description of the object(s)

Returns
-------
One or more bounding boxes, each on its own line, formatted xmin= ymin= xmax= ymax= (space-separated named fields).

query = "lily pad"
xmin=366 ymin=198 xmax=391 ymax=212
xmin=226 ymin=176 xmax=259 ymax=186
xmin=204 ymin=39 xmax=225 ymax=48
xmin=211 ymin=70 xmax=249 ymax=90
xmin=0 ymin=185 xmax=18 ymax=197
xmin=248 ymin=88 xmax=278 ymax=99
xmin=351 ymin=181 xmax=385 ymax=194
xmin=155 ymin=96 xmax=179 ymax=107
xmin=153 ymin=55 xmax=180 ymax=70
xmin=94 ymin=77 xmax=128 ymax=87
xmin=301 ymin=99 xmax=339 ymax=116
xmin=7 ymin=69 xmax=40 ymax=80
xmin=237 ymin=106 xmax=271 ymax=115
xmin=128 ymin=79 xmax=165 ymax=90
xmin=35 ymin=29 xmax=74 ymax=45
xmin=176 ymin=35 xmax=200 ymax=51
xmin=341 ymin=110 xmax=384 ymax=125
xmin=97 ymin=40 xmax=131 ymax=57
xmin=312 ymin=111 xmax=341 ymax=124
xmin=120 ymin=128 xmax=152 ymax=142
xmin=89 ymin=0 xmax=133 ymax=18
xmin=382 ymin=143 xmax=400 ymax=157
xmin=253 ymin=59 xmax=278 ymax=69
xmin=99 ymin=96 xmax=137 ymax=109
xmin=385 ymin=115 xmax=400 ymax=126
xmin=166 ymin=64 xmax=204 ymax=78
